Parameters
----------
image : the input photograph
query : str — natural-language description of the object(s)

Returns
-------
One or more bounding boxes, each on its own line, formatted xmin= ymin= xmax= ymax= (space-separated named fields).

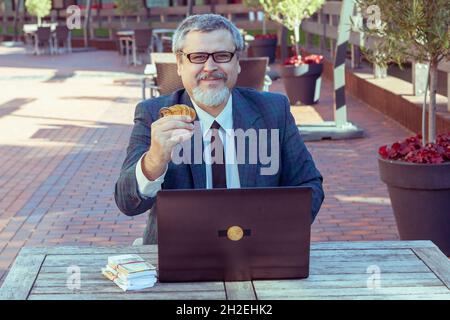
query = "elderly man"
xmin=115 ymin=14 xmax=324 ymax=244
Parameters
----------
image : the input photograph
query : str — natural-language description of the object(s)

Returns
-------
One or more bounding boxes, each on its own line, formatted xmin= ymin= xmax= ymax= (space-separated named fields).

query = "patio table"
xmin=1 ymin=241 xmax=449 ymax=300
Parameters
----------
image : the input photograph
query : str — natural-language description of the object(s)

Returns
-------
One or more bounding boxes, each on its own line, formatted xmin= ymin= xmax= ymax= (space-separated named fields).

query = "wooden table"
xmin=1 ymin=241 xmax=449 ymax=300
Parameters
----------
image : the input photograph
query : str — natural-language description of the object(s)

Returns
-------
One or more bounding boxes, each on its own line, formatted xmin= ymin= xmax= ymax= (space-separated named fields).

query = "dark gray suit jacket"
xmin=115 ymin=88 xmax=324 ymax=244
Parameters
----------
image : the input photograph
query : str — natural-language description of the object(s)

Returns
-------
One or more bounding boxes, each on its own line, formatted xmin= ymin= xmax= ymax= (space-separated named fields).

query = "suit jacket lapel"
xmin=180 ymin=91 xmax=206 ymax=189
xmin=232 ymin=89 xmax=263 ymax=188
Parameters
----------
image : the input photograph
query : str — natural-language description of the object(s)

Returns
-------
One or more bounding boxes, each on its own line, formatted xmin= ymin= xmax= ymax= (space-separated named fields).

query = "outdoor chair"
xmin=142 ymin=53 xmax=177 ymax=99
xmin=34 ymin=27 xmax=54 ymax=55
xmin=112 ymin=29 xmax=128 ymax=56
xmin=133 ymin=28 xmax=153 ymax=65
xmin=53 ymin=26 xmax=71 ymax=54
xmin=149 ymin=62 xmax=184 ymax=98
xmin=235 ymin=57 xmax=271 ymax=91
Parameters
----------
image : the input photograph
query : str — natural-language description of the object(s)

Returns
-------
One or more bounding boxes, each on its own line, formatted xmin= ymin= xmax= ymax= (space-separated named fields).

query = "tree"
xmin=356 ymin=0 xmax=450 ymax=144
xmin=259 ymin=0 xmax=325 ymax=57
xmin=25 ymin=0 xmax=51 ymax=26
xmin=243 ymin=0 xmax=267 ymax=35
xmin=114 ymin=0 xmax=141 ymax=28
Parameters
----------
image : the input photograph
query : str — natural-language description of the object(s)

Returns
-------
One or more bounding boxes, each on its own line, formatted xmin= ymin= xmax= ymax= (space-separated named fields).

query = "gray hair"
xmin=172 ymin=14 xmax=244 ymax=54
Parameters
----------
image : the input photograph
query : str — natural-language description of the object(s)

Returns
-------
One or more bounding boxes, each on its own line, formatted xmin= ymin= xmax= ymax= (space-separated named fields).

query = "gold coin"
xmin=227 ymin=226 xmax=244 ymax=241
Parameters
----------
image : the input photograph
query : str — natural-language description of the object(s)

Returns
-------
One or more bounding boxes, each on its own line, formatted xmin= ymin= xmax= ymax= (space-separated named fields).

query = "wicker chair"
xmin=150 ymin=52 xmax=176 ymax=64
xmin=149 ymin=62 xmax=184 ymax=98
xmin=142 ymin=53 xmax=178 ymax=99
xmin=236 ymin=57 xmax=270 ymax=91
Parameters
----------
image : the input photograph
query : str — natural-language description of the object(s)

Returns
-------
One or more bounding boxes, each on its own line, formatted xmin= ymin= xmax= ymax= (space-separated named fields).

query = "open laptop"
xmin=156 ymin=186 xmax=312 ymax=282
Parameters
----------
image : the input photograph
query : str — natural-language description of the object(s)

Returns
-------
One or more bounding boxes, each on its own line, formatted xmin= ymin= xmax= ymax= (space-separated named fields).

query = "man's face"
xmin=176 ymin=29 xmax=241 ymax=108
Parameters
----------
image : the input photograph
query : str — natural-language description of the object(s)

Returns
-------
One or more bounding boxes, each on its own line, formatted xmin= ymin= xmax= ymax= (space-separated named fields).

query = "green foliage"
xmin=259 ymin=0 xmax=325 ymax=33
xmin=356 ymin=0 xmax=450 ymax=143
xmin=355 ymin=0 xmax=450 ymax=67
xmin=243 ymin=0 xmax=261 ymax=9
xmin=114 ymin=0 xmax=141 ymax=15
xmin=25 ymin=0 xmax=51 ymax=19
xmin=259 ymin=0 xmax=324 ymax=55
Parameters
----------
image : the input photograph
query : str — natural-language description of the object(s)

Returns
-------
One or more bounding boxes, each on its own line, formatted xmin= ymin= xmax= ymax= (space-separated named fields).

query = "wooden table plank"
xmin=253 ymin=277 xmax=443 ymax=289
xmin=225 ymin=282 xmax=256 ymax=300
xmin=31 ymin=283 xmax=225 ymax=295
xmin=28 ymin=291 xmax=226 ymax=300
xmin=42 ymin=254 xmax=158 ymax=266
xmin=310 ymin=241 xmax=436 ymax=250
xmin=0 ymin=252 xmax=46 ymax=300
xmin=20 ymin=246 xmax=158 ymax=255
xmin=254 ymin=286 xmax=450 ymax=300
xmin=412 ymin=247 xmax=450 ymax=289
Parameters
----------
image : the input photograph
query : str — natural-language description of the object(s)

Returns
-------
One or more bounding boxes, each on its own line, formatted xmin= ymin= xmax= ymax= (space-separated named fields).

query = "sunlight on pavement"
xmin=334 ymin=195 xmax=391 ymax=205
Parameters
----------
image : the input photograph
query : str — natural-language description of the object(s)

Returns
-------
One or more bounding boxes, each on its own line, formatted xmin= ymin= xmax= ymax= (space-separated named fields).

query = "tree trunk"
xmin=428 ymin=61 xmax=438 ymax=144
xmin=84 ymin=0 xmax=92 ymax=47
xmin=1 ymin=1 xmax=6 ymax=37
xmin=13 ymin=0 xmax=21 ymax=41
xmin=262 ymin=15 xmax=266 ymax=35
xmin=294 ymin=23 xmax=300 ymax=57
xmin=187 ymin=0 xmax=193 ymax=16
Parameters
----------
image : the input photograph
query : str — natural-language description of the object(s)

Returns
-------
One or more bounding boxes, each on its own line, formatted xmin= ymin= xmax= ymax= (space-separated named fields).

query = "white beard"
xmin=192 ymin=86 xmax=229 ymax=108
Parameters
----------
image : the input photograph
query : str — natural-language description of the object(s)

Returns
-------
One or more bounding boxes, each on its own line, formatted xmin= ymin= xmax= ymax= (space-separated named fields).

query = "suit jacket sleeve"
xmin=279 ymin=95 xmax=324 ymax=223
xmin=114 ymin=101 xmax=157 ymax=216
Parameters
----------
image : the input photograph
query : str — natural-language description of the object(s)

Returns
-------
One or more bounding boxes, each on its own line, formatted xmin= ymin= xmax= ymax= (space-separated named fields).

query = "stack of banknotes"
xmin=102 ymin=254 xmax=157 ymax=291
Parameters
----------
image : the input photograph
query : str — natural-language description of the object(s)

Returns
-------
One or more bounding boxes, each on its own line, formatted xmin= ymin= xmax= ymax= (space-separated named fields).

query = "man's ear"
xmin=176 ymin=55 xmax=182 ymax=76
xmin=237 ymin=60 xmax=241 ymax=74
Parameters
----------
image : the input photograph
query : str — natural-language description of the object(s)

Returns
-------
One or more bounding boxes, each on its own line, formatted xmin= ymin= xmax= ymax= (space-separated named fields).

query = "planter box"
xmin=248 ymin=38 xmax=277 ymax=64
xmin=378 ymin=158 xmax=450 ymax=256
xmin=279 ymin=63 xmax=323 ymax=105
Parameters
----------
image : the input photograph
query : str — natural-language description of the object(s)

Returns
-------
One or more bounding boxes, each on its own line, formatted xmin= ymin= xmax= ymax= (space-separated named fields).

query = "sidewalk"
xmin=0 ymin=46 xmax=411 ymax=285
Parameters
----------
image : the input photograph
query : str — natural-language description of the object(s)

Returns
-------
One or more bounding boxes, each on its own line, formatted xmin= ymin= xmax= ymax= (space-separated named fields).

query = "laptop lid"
xmin=156 ymin=186 xmax=312 ymax=282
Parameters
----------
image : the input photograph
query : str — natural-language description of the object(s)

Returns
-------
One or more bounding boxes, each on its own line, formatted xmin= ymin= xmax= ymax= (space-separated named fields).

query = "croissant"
xmin=159 ymin=104 xmax=196 ymax=120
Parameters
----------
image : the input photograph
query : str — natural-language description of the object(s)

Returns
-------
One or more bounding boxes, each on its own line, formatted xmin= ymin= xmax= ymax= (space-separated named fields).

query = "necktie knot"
xmin=211 ymin=120 xmax=221 ymax=130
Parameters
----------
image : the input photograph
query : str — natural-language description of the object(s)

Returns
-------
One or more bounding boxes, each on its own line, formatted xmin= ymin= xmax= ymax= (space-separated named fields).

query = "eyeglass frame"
xmin=177 ymin=49 xmax=238 ymax=64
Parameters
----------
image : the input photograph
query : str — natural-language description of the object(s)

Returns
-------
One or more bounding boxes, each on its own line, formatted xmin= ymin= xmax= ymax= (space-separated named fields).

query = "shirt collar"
xmin=189 ymin=93 xmax=233 ymax=138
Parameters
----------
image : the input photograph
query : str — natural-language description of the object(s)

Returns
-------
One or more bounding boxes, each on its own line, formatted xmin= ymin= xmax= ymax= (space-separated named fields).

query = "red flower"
xmin=378 ymin=133 xmax=450 ymax=164
xmin=283 ymin=54 xmax=324 ymax=66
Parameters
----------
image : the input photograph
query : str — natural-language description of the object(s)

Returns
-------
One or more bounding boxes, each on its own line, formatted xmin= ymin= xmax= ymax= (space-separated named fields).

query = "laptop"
xmin=156 ymin=186 xmax=312 ymax=282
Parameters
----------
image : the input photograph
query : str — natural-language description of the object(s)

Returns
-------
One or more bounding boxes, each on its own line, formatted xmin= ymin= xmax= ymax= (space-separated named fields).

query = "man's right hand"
xmin=142 ymin=115 xmax=194 ymax=181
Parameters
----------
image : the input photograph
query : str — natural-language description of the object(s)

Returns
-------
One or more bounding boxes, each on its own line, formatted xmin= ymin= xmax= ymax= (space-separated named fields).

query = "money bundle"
xmin=101 ymin=254 xmax=157 ymax=291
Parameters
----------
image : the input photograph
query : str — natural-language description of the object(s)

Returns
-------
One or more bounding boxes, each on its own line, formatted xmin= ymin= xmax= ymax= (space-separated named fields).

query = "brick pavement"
xmin=0 ymin=45 xmax=412 ymax=285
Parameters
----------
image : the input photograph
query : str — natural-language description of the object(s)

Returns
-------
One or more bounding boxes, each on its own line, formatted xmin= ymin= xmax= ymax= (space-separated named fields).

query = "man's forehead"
xmin=182 ymin=29 xmax=235 ymax=51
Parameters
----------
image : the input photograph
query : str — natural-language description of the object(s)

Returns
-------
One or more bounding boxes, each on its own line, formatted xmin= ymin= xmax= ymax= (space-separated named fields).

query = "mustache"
xmin=197 ymin=71 xmax=227 ymax=82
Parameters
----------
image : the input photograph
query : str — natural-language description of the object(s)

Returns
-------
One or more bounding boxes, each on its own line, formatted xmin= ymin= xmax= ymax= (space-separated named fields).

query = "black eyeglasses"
xmin=178 ymin=50 xmax=237 ymax=64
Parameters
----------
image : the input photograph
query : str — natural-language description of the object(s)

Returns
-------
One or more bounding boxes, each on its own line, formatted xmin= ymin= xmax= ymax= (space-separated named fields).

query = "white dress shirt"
xmin=135 ymin=94 xmax=241 ymax=198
